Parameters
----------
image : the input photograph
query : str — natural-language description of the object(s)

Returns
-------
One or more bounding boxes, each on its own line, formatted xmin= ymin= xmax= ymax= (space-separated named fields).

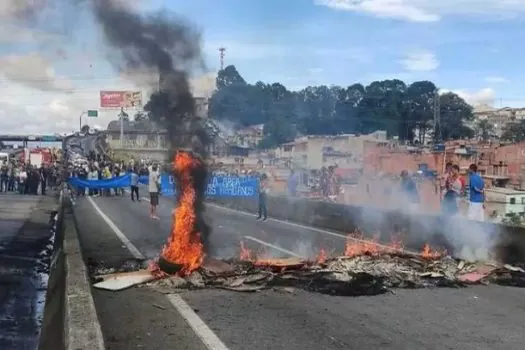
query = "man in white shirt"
xmin=148 ymin=164 xmax=160 ymax=220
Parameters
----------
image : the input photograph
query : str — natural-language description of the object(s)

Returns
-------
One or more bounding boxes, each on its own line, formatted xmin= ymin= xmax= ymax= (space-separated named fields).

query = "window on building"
xmin=112 ymin=134 xmax=120 ymax=141
xmin=522 ymin=197 xmax=525 ymax=205
xmin=283 ymin=145 xmax=293 ymax=152
xmin=510 ymin=197 xmax=516 ymax=204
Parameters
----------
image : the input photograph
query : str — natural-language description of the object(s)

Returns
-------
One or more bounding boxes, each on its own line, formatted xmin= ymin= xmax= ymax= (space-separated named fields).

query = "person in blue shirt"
xmin=287 ymin=169 xmax=298 ymax=197
xmin=400 ymin=170 xmax=419 ymax=210
xmin=467 ymin=164 xmax=485 ymax=221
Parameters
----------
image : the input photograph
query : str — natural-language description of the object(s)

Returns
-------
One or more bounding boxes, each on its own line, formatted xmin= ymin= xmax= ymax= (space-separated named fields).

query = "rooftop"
xmin=485 ymin=187 xmax=525 ymax=195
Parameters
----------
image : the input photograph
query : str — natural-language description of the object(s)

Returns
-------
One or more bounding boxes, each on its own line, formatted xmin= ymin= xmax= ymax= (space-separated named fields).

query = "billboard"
xmin=100 ymin=90 xmax=142 ymax=108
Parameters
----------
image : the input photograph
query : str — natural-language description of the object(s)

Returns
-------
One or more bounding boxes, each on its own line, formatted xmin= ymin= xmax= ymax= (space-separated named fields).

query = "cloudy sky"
xmin=1 ymin=0 xmax=524 ymax=134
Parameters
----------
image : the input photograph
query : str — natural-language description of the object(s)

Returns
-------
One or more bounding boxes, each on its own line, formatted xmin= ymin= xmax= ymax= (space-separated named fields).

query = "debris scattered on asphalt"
xmin=91 ymin=254 xmax=525 ymax=296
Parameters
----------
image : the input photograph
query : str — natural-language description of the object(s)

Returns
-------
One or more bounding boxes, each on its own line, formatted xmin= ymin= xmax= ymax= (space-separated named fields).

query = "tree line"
xmin=208 ymin=65 xmax=476 ymax=148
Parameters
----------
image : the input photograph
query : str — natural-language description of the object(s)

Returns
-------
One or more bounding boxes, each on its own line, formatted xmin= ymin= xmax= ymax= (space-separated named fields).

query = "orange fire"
xmin=239 ymin=241 xmax=253 ymax=261
xmin=160 ymin=151 xmax=205 ymax=275
xmin=316 ymin=248 xmax=327 ymax=264
xmin=239 ymin=232 xmax=444 ymax=266
xmin=420 ymin=243 xmax=444 ymax=259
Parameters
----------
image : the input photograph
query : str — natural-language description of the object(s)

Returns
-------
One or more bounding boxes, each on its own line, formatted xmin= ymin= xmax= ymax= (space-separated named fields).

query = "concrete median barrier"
xmin=39 ymin=190 xmax=105 ymax=350
xmin=207 ymin=195 xmax=525 ymax=263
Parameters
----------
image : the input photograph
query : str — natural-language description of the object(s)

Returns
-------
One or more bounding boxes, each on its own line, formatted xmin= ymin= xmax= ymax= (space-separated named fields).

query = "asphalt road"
xmin=73 ymin=192 xmax=525 ymax=350
xmin=0 ymin=194 xmax=56 ymax=349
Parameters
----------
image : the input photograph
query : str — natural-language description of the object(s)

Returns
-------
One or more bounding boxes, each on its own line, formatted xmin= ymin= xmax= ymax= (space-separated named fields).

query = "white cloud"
xmin=399 ymin=51 xmax=439 ymax=71
xmin=0 ymin=53 xmax=73 ymax=92
xmin=440 ymin=87 xmax=495 ymax=106
xmin=0 ymin=64 xmax=215 ymax=134
xmin=315 ymin=0 xmax=525 ymax=22
xmin=485 ymin=76 xmax=508 ymax=83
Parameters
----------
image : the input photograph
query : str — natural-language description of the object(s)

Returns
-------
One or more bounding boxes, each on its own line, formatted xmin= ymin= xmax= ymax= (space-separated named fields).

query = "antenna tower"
xmin=219 ymin=47 xmax=226 ymax=70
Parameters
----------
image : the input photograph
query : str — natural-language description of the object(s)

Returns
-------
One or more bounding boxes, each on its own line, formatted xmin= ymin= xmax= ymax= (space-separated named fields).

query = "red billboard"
xmin=100 ymin=90 xmax=142 ymax=108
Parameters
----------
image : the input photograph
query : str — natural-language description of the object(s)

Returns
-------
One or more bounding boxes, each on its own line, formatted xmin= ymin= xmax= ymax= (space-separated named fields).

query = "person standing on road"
xmin=256 ymin=173 xmax=269 ymax=222
xmin=130 ymin=166 xmax=140 ymax=202
xmin=400 ymin=170 xmax=420 ymax=211
xmin=39 ymin=164 xmax=49 ymax=196
xmin=467 ymin=164 xmax=485 ymax=221
xmin=148 ymin=164 xmax=160 ymax=220
xmin=442 ymin=164 xmax=462 ymax=215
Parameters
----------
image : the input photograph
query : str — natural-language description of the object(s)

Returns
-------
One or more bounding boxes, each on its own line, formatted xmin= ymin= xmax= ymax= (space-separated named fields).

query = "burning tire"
xmin=158 ymin=256 xmax=183 ymax=275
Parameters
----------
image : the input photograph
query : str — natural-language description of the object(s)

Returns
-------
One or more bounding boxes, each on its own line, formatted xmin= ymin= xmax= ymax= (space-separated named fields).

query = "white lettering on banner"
xmin=161 ymin=176 xmax=256 ymax=197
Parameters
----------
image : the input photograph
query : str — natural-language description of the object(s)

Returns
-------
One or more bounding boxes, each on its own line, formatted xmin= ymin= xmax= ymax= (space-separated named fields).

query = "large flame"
xmin=160 ymin=151 xmax=205 ymax=275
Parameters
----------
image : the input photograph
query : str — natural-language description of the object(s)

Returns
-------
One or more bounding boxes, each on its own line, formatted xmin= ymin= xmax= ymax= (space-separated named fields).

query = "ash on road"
xmin=73 ymin=193 xmax=525 ymax=350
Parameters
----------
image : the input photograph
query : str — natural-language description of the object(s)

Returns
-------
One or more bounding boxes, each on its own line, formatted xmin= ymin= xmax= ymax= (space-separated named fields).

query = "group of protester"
xmin=69 ymin=153 xmax=164 ymax=220
xmin=397 ymin=162 xmax=485 ymax=220
xmin=0 ymin=161 xmax=56 ymax=195
xmin=440 ymin=162 xmax=485 ymax=220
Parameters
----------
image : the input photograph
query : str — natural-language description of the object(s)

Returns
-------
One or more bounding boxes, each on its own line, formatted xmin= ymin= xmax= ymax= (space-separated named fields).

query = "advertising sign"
xmin=100 ymin=90 xmax=142 ymax=108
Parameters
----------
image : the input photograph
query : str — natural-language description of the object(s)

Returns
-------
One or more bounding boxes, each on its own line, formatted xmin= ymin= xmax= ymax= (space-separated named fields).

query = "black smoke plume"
xmin=13 ymin=0 xmax=212 ymax=253
xmin=87 ymin=0 xmax=212 ymax=252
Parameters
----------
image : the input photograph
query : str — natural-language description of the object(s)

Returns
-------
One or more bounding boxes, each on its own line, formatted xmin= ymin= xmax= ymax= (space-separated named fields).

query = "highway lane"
xmin=74 ymin=193 xmax=525 ymax=350
xmin=88 ymin=190 xmax=346 ymax=260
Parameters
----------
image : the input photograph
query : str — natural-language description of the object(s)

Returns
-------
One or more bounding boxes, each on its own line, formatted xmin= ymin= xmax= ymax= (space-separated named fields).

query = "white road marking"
xmin=208 ymin=202 xmax=347 ymax=239
xmin=86 ymin=196 xmax=229 ymax=350
xmin=86 ymin=196 xmax=145 ymax=260
xmin=212 ymin=203 xmax=417 ymax=254
xmin=244 ymin=236 xmax=303 ymax=258
xmin=166 ymin=294 xmax=230 ymax=350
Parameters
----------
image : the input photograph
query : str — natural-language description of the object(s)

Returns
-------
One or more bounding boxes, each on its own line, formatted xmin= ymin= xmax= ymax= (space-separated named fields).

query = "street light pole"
xmin=79 ymin=111 xmax=86 ymax=132
xmin=119 ymin=107 xmax=125 ymax=148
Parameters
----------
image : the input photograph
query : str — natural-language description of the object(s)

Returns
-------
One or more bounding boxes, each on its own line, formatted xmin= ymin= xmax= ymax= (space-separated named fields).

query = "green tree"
xmin=501 ymin=120 xmax=525 ymax=142
xmin=207 ymin=65 xmax=477 ymax=147
xmin=81 ymin=124 xmax=90 ymax=134
xmin=358 ymin=80 xmax=407 ymax=136
xmin=475 ymin=119 xmax=494 ymax=141
xmin=436 ymin=92 xmax=474 ymax=141
xmin=333 ymin=83 xmax=365 ymax=134
xmin=404 ymin=81 xmax=436 ymax=143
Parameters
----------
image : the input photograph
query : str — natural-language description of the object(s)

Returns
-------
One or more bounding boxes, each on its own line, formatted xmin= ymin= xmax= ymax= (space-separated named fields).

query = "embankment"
xmin=207 ymin=195 xmax=525 ymax=263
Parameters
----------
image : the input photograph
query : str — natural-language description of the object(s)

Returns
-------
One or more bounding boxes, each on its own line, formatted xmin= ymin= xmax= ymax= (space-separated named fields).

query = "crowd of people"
xmin=0 ymin=160 xmax=58 ymax=195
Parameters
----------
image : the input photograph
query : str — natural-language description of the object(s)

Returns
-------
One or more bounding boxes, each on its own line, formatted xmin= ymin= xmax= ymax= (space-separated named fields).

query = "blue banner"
xmin=69 ymin=173 xmax=259 ymax=197
xmin=157 ymin=174 xmax=259 ymax=197
xmin=69 ymin=174 xmax=132 ymax=189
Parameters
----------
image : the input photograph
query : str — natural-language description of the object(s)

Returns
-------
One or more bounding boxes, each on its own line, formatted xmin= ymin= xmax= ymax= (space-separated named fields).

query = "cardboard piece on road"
xmin=457 ymin=265 xmax=497 ymax=283
xmin=254 ymin=257 xmax=305 ymax=269
xmin=93 ymin=269 xmax=156 ymax=291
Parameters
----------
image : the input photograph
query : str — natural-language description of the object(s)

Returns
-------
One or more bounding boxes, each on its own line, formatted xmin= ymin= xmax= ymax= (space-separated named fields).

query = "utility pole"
xmin=433 ymin=89 xmax=441 ymax=143
xmin=79 ymin=111 xmax=86 ymax=132
xmin=119 ymin=107 xmax=125 ymax=148
xmin=219 ymin=47 xmax=226 ymax=70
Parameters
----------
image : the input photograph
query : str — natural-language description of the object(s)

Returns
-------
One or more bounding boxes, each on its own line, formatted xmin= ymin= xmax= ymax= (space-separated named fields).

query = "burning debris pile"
xmin=93 ymin=235 xmax=525 ymax=296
